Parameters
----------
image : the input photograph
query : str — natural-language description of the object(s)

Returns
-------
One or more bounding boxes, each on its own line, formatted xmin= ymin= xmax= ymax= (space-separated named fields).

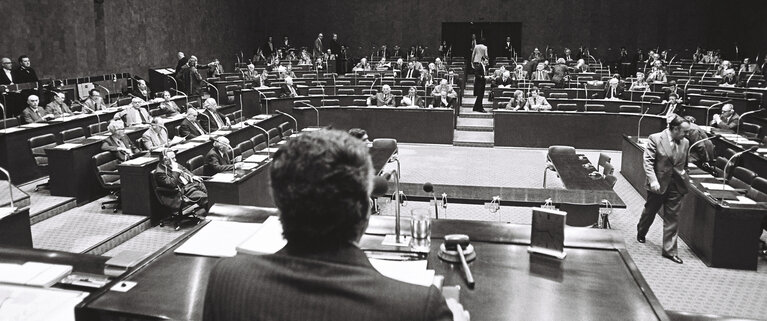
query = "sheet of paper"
xmin=368 ymin=259 xmax=435 ymax=287
xmin=701 ymin=182 xmax=736 ymax=191
xmin=0 ymin=284 xmax=89 ymax=321
xmin=121 ymin=156 xmax=156 ymax=166
xmin=174 ymin=221 xmax=263 ymax=257
xmin=208 ymin=172 xmax=236 ymax=182
xmin=19 ymin=122 xmax=47 ymax=128
xmin=689 ymin=174 xmax=715 ymax=179
xmin=236 ymin=216 xmax=287 ymax=255
xmin=0 ymin=127 xmax=25 ymax=134
xmin=726 ymin=196 xmax=757 ymax=205
xmin=55 ymin=143 xmax=82 ymax=150
xmin=244 ymin=154 xmax=268 ymax=163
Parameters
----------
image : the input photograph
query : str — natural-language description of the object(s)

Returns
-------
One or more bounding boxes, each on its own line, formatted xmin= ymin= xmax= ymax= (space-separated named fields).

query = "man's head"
xmin=506 ymin=36 xmax=511 ymax=42
xmin=285 ymin=76 xmax=293 ymax=86
xmin=534 ymin=48 xmax=540 ymax=54
xmin=247 ymin=64 xmax=255 ymax=72
xmin=536 ymin=63 xmax=545 ymax=71
xmin=530 ymin=87 xmax=540 ymax=97
xmin=408 ymin=86 xmax=416 ymax=96
xmin=407 ymin=61 xmax=414 ymax=69
xmin=347 ymin=128 xmax=368 ymax=142
xmin=89 ymin=89 xmax=102 ymax=101
xmin=27 ymin=95 xmax=39 ymax=107
xmin=668 ymin=93 xmax=678 ymax=104
xmin=636 ymin=72 xmax=645 ymax=81
xmin=203 ymin=98 xmax=217 ymax=110
xmin=440 ymin=89 xmax=448 ymax=98
xmin=318 ymin=33 xmax=323 ymax=39
xmin=381 ymin=84 xmax=391 ymax=94
xmin=448 ymin=70 xmax=455 ymax=77
xmin=137 ymin=79 xmax=147 ymax=90
xmin=609 ymin=78 xmax=619 ymax=88
xmin=271 ymin=130 xmax=373 ymax=248
xmin=108 ymin=120 xmax=126 ymax=137
xmin=162 ymin=90 xmax=172 ymax=101
xmin=556 ymin=58 xmax=566 ymax=64
xmin=565 ymin=48 xmax=571 ymax=55
xmin=18 ymin=55 xmax=31 ymax=68
xmin=212 ymin=136 xmax=230 ymax=153
xmin=150 ymin=117 xmax=164 ymax=132
xmin=161 ymin=149 xmax=177 ymax=167
xmin=130 ymin=97 xmax=143 ymax=108
xmin=439 ymin=79 xmax=448 ymax=86
xmin=502 ymin=71 xmax=510 ymax=80
xmin=668 ymin=115 xmax=690 ymax=141
xmin=435 ymin=57 xmax=442 ymax=64
xmin=188 ymin=56 xmax=198 ymax=66
xmin=428 ymin=63 xmax=435 ymax=70
xmin=1 ymin=57 xmax=11 ymax=71
xmin=396 ymin=58 xmax=403 ymax=65
xmin=54 ymin=92 xmax=65 ymax=103
xmin=332 ymin=33 xmax=338 ymax=40
xmin=721 ymin=104 xmax=735 ymax=117
xmin=186 ymin=107 xmax=198 ymax=121
xmin=177 ymin=52 xmax=185 ymax=59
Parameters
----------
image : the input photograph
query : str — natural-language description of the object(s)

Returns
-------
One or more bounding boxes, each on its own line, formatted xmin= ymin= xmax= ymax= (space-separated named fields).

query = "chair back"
xmin=338 ymin=88 xmax=355 ymax=95
xmin=267 ymin=128 xmax=281 ymax=145
xmin=598 ymin=153 xmax=611 ymax=170
xmin=746 ymin=177 xmax=767 ymax=202
xmin=556 ymin=103 xmax=578 ymax=112
xmin=353 ymin=99 xmax=368 ymax=106
xmin=321 ymin=99 xmax=340 ymax=106
xmin=28 ymin=133 xmax=57 ymax=167
xmin=602 ymin=162 xmax=614 ymax=176
xmin=740 ymin=122 xmax=762 ymax=139
xmin=60 ymin=128 xmax=85 ymax=143
xmin=89 ymin=122 xmax=108 ymax=136
xmin=187 ymin=155 xmax=206 ymax=176
xmin=549 ymin=92 xmax=568 ymax=99
xmin=278 ymin=121 xmax=294 ymax=137
xmin=585 ymin=104 xmax=605 ymax=112
xmin=547 ymin=145 xmax=576 ymax=156
xmin=619 ymin=105 xmax=642 ymax=113
xmin=730 ymin=167 xmax=756 ymax=189
xmin=604 ymin=174 xmax=617 ymax=187
xmin=237 ymin=140 xmax=255 ymax=158
xmin=251 ymin=134 xmax=267 ymax=151
xmin=560 ymin=203 xmax=600 ymax=227
xmin=93 ymin=151 xmax=121 ymax=190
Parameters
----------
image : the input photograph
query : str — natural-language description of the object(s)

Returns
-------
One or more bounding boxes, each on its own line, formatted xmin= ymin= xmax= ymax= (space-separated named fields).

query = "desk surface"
xmin=549 ymin=152 xmax=614 ymax=190
xmin=77 ymin=216 xmax=668 ymax=321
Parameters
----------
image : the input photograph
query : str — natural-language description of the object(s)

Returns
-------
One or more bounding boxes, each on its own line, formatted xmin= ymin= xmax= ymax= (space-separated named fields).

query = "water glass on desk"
xmin=410 ymin=208 xmax=432 ymax=253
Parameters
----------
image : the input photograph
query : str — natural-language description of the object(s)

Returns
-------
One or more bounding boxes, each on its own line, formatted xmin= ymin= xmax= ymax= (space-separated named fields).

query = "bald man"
xmin=22 ymin=95 xmax=52 ymax=123
xmin=0 ymin=57 xmax=13 ymax=85
xmin=121 ymin=97 xmax=152 ymax=126
xmin=603 ymin=78 xmax=624 ymax=100
xmin=204 ymin=136 xmax=238 ymax=176
xmin=710 ymin=104 xmax=740 ymax=130
xmin=179 ymin=108 xmax=206 ymax=138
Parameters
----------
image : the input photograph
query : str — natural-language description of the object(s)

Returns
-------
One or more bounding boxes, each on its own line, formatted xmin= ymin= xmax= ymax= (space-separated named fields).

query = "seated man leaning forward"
xmin=203 ymin=130 xmax=469 ymax=321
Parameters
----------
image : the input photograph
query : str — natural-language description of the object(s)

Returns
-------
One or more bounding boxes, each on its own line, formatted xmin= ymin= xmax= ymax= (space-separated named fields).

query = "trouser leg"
xmin=662 ymin=183 xmax=685 ymax=256
xmin=637 ymin=190 xmax=664 ymax=237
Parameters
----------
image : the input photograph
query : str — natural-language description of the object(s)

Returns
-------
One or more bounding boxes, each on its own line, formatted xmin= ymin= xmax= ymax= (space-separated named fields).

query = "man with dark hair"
xmin=204 ymin=130 xmax=466 ymax=321
xmin=473 ymin=57 xmax=488 ymax=113
xmin=347 ymin=128 xmax=368 ymax=142
xmin=662 ymin=93 xmax=685 ymax=121
xmin=82 ymin=89 xmax=107 ymax=112
xmin=13 ymin=55 xmax=38 ymax=83
xmin=636 ymin=115 xmax=690 ymax=264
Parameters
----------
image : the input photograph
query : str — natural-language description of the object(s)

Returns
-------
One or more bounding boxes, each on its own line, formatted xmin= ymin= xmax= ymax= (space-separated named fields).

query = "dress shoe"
xmin=662 ymin=254 xmax=683 ymax=264
xmin=636 ymin=235 xmax=645 ymax=243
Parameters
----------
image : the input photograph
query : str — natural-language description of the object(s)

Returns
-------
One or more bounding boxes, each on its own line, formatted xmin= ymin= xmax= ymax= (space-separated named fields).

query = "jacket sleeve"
xmin=643 ymin=135 xmax=659 ymax=186
xmin=423 ymin=285 xmax=455 ymax=321
xmin=101 ymin=139 xmax=118 ymax=152
xmin=206 ymin=152 xmax=235 ymax=173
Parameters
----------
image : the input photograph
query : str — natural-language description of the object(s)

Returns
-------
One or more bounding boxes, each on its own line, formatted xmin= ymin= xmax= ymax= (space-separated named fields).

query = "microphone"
xmin=735 ymin=109 xmax=762 ymax=141
xmin=635 ymin=104 xmax=652 ymax=142
xmin=370 ymin=76 xmax=379 ymax=92
xmin=745 ymin=70 xmax=758 ymax=87
xmin=81 ymin=105 xmax=102 ymax=134
xmin=197 ymin=111 xmax=212 ymax=134
xmin=201 ymin=79 xmax=220 ymax=103
xmin=0 ymin=166 xmax=13 ymax=208
xmin=371 ymin=176 xmax=389 ymax=197
xmin=274 ymin=110 xmax=298 ymax=133
xmin=706 ymin=100 xmax=733 ymax=128
xmin=297 ymin=101 xmax=320 ymax=128
xmin=721 ymin=146 xmax=759 ymax=201
xmin=0 ymin=103 xmax=6 ymax=132
xmin=256 ymin=90 xmax=270 ymax=114
xmin=423 ymin=182 xmax=439 ymax=219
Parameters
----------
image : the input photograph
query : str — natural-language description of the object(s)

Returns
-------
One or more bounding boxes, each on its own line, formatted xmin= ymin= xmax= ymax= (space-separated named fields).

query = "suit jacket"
xmin=524 ymin=96 xmax=552 ymax=110
xmin=101 ymin=135 xmax=140 ymax=161
xmin=204 ymin=148 xmax=234 ymax=176
xmin=603 ymin=86 xmax=624 ymax=99
xmin=373 ymin=93 xmax=395 ymax=107
xmin=313 ymin=38 xmax=323 ymax=57
xmin=280 ymin=83 xmax=299 ymax=98
xmin=714 ymin=112 xmax=740 ymax=130
xmin=121 ymin=107 xmax=152 ymax=126
xmin=0 ymin=68 xmax=13 ymax=85
xmin=471 ymin=44 xmax=488 ymax=63
xmin=132 ymin=88 xmax=151 ymax=101
xmin=663 ymin=86 xmax=683 ymax=101
xmin=179 ymin=118 xmax=205 ymax=138
xmin=403 ymin=67 xmax=419 ymax=79
xmin=82 ymin=99 xmax=107 ymax=113
xmin=400 ymin=95 xmax=423 ymax=107
xmin=531 ymin=69 xmax=551 ymax=81
xmin=12 ymin=66 xmax=38 ymax=83
xmin=662 ymin=103 xmax=685 ymax=117
xmin=551 ymin=64 xmax=569 ymax=83
xmin=495 ymin=77 xmax=514 ymax=87
xmin=445 ymin=75 xmax=463 ymax=89
xmin=686 ymin=123 xmax=714 ymax=164
xmin=431 ymin=84 xmax=456 ymax=98
xmin=201 ymin=109 xmax=228 ymax=132
xmin=203 ymin=244 xmax=453 ymax=321
xmin=22 ymin=106 xmax=48 ymax=123
xmin=45 ymin=101 xmax=72 ymax=117
xmin=177 ymin=65 xmax=203 ymax=95
xmin=644 ymin=129 xmax=690 ymax=195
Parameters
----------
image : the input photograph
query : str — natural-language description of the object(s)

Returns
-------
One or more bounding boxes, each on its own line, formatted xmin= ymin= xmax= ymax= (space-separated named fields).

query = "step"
xmin=18 ymin=178 xmax=77 ymax=224
xmin=453 ymin=130 xmax=494 ymax=148
xmin=459 ymin=107 xmax=494 ymax=118
xmin=461 ymin=97 xmax=493 ymax=108
xmin=31 ymin=196 xmax=151 ymax=255
xmin=456 ymin=118 xmax=494 ymax=132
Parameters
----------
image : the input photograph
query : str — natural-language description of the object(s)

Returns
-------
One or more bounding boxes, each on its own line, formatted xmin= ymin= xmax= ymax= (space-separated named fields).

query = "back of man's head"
xmin=271 ymin=130 xmax=373 ymax=249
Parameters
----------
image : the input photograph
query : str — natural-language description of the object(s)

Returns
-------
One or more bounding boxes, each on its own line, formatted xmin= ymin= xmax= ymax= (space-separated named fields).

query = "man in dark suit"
xmin=178 ymin=108 xmax=206 ymax=138
xmin=204 ymin=136 xmax=236 ymax=176
xmin=173 ymin=52 xmax=187 ymax=78
xmin=280 ymin=76 xmax=299 ymax=98
xmin=132 ymin=79 xmax=151 ymax=101
xmin=603 ymin=78 xmax=624 ymax=100
xmin=503 ymin=36 xmax=513 ymax=58
xmin=12 ymin=55 xmax=38 ymax=84
xmin=101 ymin=120 xmax=141 ymax=162
xmin=473 ymin=57 xmax=488 ymax=113
xmin=710 ymin=104 xmax=739 ymax=130
xmin=636 ymin=115 xmax=691 ymax=264
xmin=203 ymin=130 xmax=467 ymax=321
xmin=0 ymin=57 xmax=14 ymax=85
xmin=683 ymin=116 xmax=714 ymax=169
xmin=177 ymin=56 xmax=203 ymax=95
xmin=313 ymin=33 xmax=324 ymax=58
xmin=200 ymin=98 xmax=229 ymax=133
xmin=663 ymin=80 xmax=683 ymax=102
xmin=262 ymin=36 xmax=274 ymax=59
xmin=154 ymin=150 xmax=208 ymax=212
xmin=662 ymin=94 xmax=685 ymax=120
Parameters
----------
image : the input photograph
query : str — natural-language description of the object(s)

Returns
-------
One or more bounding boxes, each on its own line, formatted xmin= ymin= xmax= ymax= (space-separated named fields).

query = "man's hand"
xmin=446 ymin=299 xmax=470 ymax=321
xmin=650 ymin=181 xmax=661 ymax=193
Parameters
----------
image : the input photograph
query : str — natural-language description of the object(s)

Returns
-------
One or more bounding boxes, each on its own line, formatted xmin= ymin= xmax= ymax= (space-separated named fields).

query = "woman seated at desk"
xmin=154 ymin=150 xmax=208 ymax=213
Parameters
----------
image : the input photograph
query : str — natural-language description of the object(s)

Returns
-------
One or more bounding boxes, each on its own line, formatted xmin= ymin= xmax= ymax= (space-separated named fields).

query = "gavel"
xmin=439 ymin=234 xmax=476 ymax=289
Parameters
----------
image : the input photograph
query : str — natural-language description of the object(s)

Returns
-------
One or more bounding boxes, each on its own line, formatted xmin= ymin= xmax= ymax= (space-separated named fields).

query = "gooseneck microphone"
xmin=423 ymin=182 xmax=439 ymax=219
xmin=721 ymin=146 xmax=759 ymax=202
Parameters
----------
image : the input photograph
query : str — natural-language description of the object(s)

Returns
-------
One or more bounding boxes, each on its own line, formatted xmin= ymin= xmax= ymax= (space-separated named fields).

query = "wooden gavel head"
xmin=443 ymin=234 xmax=470 ymax=251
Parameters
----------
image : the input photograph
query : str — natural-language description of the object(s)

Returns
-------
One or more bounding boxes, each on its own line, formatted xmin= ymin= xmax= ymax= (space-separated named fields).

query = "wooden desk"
xmin=205 ymin=161 xmax=274 ymax=207
xmin=494 ymin=110 xmax=668 ymax=150
xmin=76 ymin=215 xmax=668 ymax=321
xmin=621 ymin=135 xmax=767 ymax=270
xmin=0 ymin=207 xmax=32 ymax=248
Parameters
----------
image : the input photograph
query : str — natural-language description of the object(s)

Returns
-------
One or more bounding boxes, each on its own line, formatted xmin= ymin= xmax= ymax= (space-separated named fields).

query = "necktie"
xmin=289 ymin=85 xmax=296 ymax=96
xmin=212 ymin=111 xmax=224 ymax=128
xmin=611 ymin=87 xmax=615 ymax=98
xmin=115 ymin=137 xmax=126 ymax=149
xmin=449 ymin=77 xmax=453 ymax=85
xmin=193 ymin=121 xmax=204 ymax=134
xmin=407 ymin=69 xmax=412 ymax=78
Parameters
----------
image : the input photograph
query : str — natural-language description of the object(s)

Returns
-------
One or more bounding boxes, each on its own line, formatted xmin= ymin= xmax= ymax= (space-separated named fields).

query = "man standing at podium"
xmin=636 ymin=115 xmax=690 ymax=264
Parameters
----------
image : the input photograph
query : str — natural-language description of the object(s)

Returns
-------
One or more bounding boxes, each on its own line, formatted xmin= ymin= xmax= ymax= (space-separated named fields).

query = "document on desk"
xmin=0 ymin=284 xmax=89 ymax=321
xmin=701 ymin=182 xmax=736 ymax=191
xmin=121 ymin=156 xmax=156 ymax=166
xmin=236 ymin=216 xmax=287 ymax=255
xmin=726 ymin=196 xmax=757 ymax=205
xmin=54 ymin=143 xmax=82 ymax=150
xmin=244 ymin=154 xmax=268 ymax=163
xmin=19 ymin=122 xmax=48 ymax=128
xmin=368 ymin=259 xmax=435 ymax=287
xmin=0 ymin=127 xmax=24 ymax=134
xmin=208 ymin=172 xmax=236 ymax=182
xmin=0 ymin=262 xmax=73 ymax=287
xmin=174 ymin=221 xmax=263 ymax=257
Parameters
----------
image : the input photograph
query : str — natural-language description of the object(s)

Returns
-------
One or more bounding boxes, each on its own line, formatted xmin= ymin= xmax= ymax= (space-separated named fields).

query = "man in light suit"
xmin=22 ymin=95 xmax=52 ymax=123
xmin=120 ymin=97 xmax=152 ymax=126
xmin=369 ymin=85 xmax=394 ymax=107
xmin=280 ymin=76 xmax=299 ymax=98
xmin=710 ymin=104 xmax=739 ymax=130
xmin=471 ymin=38 xmax=488 ymax=70
xmin=101 ymin=120 xmax=141 ymax=162
xmin=636 ymin=115 xmax=691 ymax=264
xmin=203 ymin=130 xmax=468 ymax=321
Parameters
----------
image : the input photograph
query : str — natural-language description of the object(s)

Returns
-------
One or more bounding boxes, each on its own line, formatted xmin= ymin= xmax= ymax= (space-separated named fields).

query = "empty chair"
xmin=400 ymin=80 xmax=415 ymax=86
xmin=293 ymin=100 xmax=311 ymax=107
xmin=619 ymin=105 xmax=642 ymax=113
xmin=60 ymin=127 xmax=86 ymax=143
xmin=641 ymin=95 xmax=661 ymax=103
xmin=308 ymin=88 xmax=324 ymax=96
xmin=267 ymin=128 xmax=281 ymax=145
xmin=604 ymin=174 xmax=617 ymax=187
xmin=279 ymin=121 xmax=294 ymax=137
xmin=598 ymin=153 xmax=611 ymax=171
xmin=559 ymin=203 xmax=600 ymax=227
xmin=745 ymin=177 xmax=767 ymax=202
xmin=698 ymin=99 xmax=721 ymax=107
xmin=722 ymin=148 xmax=736 ymax=159
xmin=28 ymin=133 xmax=58 ymax=191
xmin=93 ymin=151 xmax=121 ymax=212
xmin=186 ymin=155 xmax=206 ymax=176
xmin=321 ymin=98 xmax=340 ymax=106
xmin=585 ymin=104 xmax=605 ymax=112
xmin=543 ymin=146 xmax=576 ymax=188
xmin=549 ymin=92 xmax=568 ymax=99
xmin=739 ymin=122 xmax=762 ymax=139
xmin=353 ymin=99 xmax=367 ymax=106
xmin=337 ymin=88 xmax=355 ymax=95
xmin=556 ymin=103 xmax=578 ymax=112
xmin=237 ymin=140 xmax=255 ymax=158
xmin=227 ymin=110 xmax=241 ymax=123
xmin=729 ymin=167 xmax=757 ymax=189
xmin=713 ymin=156 xmax=730 ymax=178
xmin=250 ymin=134 xmax=267 ymax=151
xmin=335 ymin=80 xmax=351 ymax=86
xmin=602 ymin=162 xmax=614 ymax=176
xmin=89 ymin=122 xmax=109 ymax=136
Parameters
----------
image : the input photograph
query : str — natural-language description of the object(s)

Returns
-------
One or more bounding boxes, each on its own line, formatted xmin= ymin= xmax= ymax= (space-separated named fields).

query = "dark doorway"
xmin=441 ymin=22 xmax=522 ymax=61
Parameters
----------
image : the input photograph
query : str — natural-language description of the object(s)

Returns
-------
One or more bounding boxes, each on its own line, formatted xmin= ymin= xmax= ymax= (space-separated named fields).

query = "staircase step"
xmin=456 ymin=118 xmax=494 ymax=131
xmin=461 ymin=97 xmax=493 ymax=108
xmin=459 ymin=107 xmax=494 ymax=118
xmin=18 ymin=178 xmax=77 ymax=224
xmin=453 ymin=130 xmax=494 ymax=148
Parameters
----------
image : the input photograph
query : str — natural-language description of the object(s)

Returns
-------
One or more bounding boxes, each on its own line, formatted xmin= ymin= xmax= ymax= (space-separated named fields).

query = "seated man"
xmin=204 ymin=136 xmax=239 ymax=176
xmin=434 ymin=57 xmax=448 ymax=72
xmin=710 ymin=103 xmax=739 ymax=130
xmin=154 ymin=149 xmax=208 ymax=212
xmin=531 ymin=63 xmax=550 ymax=81
xmin=404 ymin=61 xmax=419 ymax=78
xmin=280 ymin=76 xmax=299 ymax=98
xmin=243 ymin=64 xmax=259 ymax=81
xmin=524 ymin=87 xmax=551 ymax=111
xmin=417 ymin=69 xmax=433 ymax=88
xmin=434 ymin=88 xmax=452 ymax=108
xmin=159 ymin=91 xmax=182 ymax=115
xmin=513 ymin=64 xmax=527 ymax=80
xmin=683 ymin=116 xmax=714 ymax=170
xmin=179 ymin=108 xmax=206 ymax=138
xmin=719 ymin=69 xmax=737 ymax=86
xmin=662 ymin=81 xmax=683 ymax=103
xmin=369 ymin=85 xmax=395 ymax=107
xmin=120 ymin=97 xmax=152 ymax=126
xmin=400 ymin=86 xmax=423 ymax=107
xmin=431 ymin=79 xmax=457 ymax=107
xmin=629 ymin=72 xmax=649 ymax=91
xmin=506 ymin=90 xmax=526 ymax=110
xmin=82 ymin=89 xmax=108 ymax=113
xmin=376 ymin=57 xmax=391 ymax=71
xmin=142 ymin=118 xmax=170 ymax=150
xmin=496 ymin=71 xmax=514 ymax=88
xmin=392 ymin=58 xmax=406 ymax=77
xmin=551 ymin=58 xmax=569 ymax=87
xmin=258 ymin=69 xmax=271 ymax=87
xmin=203 ymin=130 xmax=467 ymax=321
xmin=347 ymin=128 xmax=369 ymax=142
xmin=445 ymin=70 xmax=462 ymax=89
xmin=45 ymin=92 xmax=72 ymax=118
xmin=715 ymin=60 xmax=731 ymax=78
xmin=201 ymin=98 xmax=230 ymax=133
xmin=574 ymin=59 xmax=589 ymax=73
xmin=101 ymin=120 xmax=141 ymax=162
xmin=353 ymin=58 xmax=371 ymax=71
xmin=132 ymin=79 xmax=151 ymax=101
xmin=603 ymin=78 xmax=624 ymax=100
xmin=22 ymin=94 xmax=53 ymax=123
xmin=647 ymin=66 xmax=667 ymax=83
xmin=662 ymin=93 xmax=685 ymax=121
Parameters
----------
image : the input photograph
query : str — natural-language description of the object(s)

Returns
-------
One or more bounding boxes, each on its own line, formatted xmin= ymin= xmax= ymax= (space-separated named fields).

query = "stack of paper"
xmin=244 ymin=154 xmax=269 ymax=163
xmin=368 ymin=259 xmax=435 ymax=287
xmin=174 ymin=221 xmax=264 ymax=257
xmin=726 ymin=196 xmax=757 ymax=205
xmin=0 ymin=284 xmax=89 ymax=321
xmin=0 ymin=262 xmax=73 ymax=287
xmin=701 ymin=182 xmax=736 ymax=191
xmin=121 ymin=156 xmax=156 ymax=166
xmin=208 ymin=172 xmax=236 ymax=182
xmin=236 ymin=216 xmax=287 ymax=255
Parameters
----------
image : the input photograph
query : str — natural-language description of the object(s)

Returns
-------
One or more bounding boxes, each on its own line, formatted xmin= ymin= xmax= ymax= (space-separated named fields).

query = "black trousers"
xmin=637 ymin=181 xmax=685 ymax=256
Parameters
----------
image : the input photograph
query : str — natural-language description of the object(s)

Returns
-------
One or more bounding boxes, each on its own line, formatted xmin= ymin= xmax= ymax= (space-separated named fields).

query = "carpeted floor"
xmin=378 ymin=143 xmax=767 ymax=319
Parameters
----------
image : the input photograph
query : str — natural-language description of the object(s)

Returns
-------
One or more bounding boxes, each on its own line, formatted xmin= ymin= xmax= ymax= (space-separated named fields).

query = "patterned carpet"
xmin=379 ymin=143 xmax=767 ymax=319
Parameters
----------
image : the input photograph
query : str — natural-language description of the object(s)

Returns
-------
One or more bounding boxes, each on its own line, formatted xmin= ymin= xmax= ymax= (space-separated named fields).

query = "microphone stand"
xmin=688 ymin=134 xmax=721 ymax=166
xmin=172 ymin=88 xmax=189 ymax=108
xmin=248 ymin=123 xmax=271 ymax=159
xmin=197 ymin=111 xmax=212 ymax=135
xmin=0 ymin=103 xmax=6 ymax=132
xmin=0 ymin=166 xmax=13 ymax=209
xmin=221 ymin=142 xmax=237 ymax=177
xmin=735 ymin=109 xmax=761 ymax=141
xmin=202 ymin=80 xmax=220 ymax=103
xmin=275 ymin=110 xmax=298 ymax=133
xmin=94 ymin=83 xmax=111 ymax=105
xmin=82 ymin=105 xmax=102 ymax=134
xmin=298 ymin=101 xmax=320 ymax=127
xmin=635 ymin=106 xmax=651 ymax=142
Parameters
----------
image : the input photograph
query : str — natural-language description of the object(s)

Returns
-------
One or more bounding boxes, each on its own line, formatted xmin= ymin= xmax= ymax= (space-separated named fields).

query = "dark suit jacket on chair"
xmin=203 ymin=244 xmax=453 ymax=321
xmin=204 ymin=148 xmax=234 ymax=176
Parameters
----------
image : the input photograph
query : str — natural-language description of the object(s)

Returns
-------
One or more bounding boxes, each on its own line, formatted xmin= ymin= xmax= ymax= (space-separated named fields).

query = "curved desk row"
xmin=494 ymin=110 xmax=668 ymax=150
